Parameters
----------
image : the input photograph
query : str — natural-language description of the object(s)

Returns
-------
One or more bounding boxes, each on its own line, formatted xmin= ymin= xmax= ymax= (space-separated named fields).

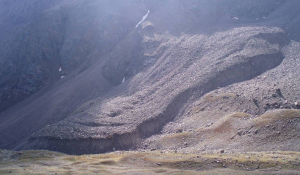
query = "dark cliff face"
xmin=0 ymin=0 xmax=300 ymax=155
xmin=0 ymin=0 xmax=144 ymax=112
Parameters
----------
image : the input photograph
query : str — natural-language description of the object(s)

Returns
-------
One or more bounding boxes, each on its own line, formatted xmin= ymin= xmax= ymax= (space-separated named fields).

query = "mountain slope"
xmin=0 ymin=0 xmax=300 ymax=156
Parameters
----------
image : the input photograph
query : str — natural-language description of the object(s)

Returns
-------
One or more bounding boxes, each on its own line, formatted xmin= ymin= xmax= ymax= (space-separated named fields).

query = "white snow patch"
xmin=61 ymin=76 xmax=65 ymax=79
xmin=59 ymin=67 xmax=62 ymax=72
xmin=233 ymin=17 xmax=239 ymax=20
xmin=122 ymin=77 xmax=125 ymax=83
xmin=135 ymin=10 xmax=150 ymax=28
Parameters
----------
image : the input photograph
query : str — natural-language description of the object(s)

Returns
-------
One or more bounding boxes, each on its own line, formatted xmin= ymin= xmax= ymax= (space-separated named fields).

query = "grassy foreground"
xmin=0 ymin=149 xmax=300 ymax=174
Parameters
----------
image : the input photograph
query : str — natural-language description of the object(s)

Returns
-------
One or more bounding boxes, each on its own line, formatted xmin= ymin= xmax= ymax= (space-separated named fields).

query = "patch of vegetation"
xmin=192 ymin=93 xmax=237 ymax=114
xmin=195 ymin=112 xmax=250 ymax=134
xmin=163 ymin=132 xmax=190 ymax=140
xmin=255 ymin=109 xmax=300 ymax=125
xmin=1 ymin=150 xmax=300 ymax=174
xmin=229 ymin=112 xmax=251 ymax=119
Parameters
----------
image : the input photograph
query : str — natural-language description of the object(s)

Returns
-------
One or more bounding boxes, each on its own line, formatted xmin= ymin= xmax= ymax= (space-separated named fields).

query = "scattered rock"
xmin=176 ymin=128 xmax=183 ymax=133
xmin=275 ymin=88 xmax=283 ymax=97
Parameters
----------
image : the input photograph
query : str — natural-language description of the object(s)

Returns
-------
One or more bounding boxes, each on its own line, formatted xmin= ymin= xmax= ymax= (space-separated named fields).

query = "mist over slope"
xmin=0 ymin=0 xmax=300 ymax=155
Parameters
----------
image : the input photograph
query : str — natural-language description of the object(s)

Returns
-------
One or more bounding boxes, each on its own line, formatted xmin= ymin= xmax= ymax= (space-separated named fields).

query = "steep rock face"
xmin=0 ymin=0 xmax=145 ymax=112
xmin=1 ymin=0 xmax=300 ymax=155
